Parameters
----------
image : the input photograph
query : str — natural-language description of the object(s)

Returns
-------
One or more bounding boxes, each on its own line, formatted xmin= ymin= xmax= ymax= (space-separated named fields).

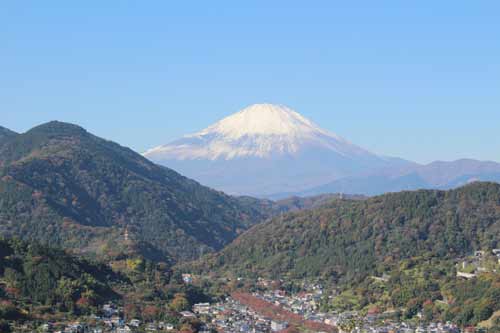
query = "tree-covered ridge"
xmin=0 ymin=121 xmax=278 ymax=263
xmin=0 ymin=237 xmax=125 ymax=317
xmin=0 ymin=126 xmax=17 ymax=148
xmin=210 ymin=182 xmax=500 ymax=281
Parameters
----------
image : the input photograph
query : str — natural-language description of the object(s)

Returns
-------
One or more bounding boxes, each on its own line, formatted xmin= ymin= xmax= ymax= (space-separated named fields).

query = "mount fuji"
xmin=144 ymin=104 xmax=413 ymax=196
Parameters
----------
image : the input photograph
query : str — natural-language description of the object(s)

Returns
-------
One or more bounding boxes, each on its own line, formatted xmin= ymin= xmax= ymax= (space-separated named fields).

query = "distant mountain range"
xmin=277 ymin=158 xmax=500 ymax=199
xmin=144 ymin=104 xmax=500 ymax=198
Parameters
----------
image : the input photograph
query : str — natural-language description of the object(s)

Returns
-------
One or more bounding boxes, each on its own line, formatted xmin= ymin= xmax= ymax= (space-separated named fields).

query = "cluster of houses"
xmin=18 ymin=290 xmax=475 ymax=333
xmin=194 ymin=297 xmax=289 ymax=332
xmin=346 ymin=322 xmax=462 ymax=333
xmin=30 ymin=303 xmax=177 ymax=333
xmin=187 ymin=288 xmax=466 ymax=333
xmin=252 ymin=289 xmax=463 ymax=333
xmin=257 ymin=288 xmax=324 ymax=320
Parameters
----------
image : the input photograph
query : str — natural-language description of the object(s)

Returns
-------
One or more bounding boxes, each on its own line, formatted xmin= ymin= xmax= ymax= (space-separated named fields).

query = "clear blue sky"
xmin=2 ymin=1 xmax=499 ymax=163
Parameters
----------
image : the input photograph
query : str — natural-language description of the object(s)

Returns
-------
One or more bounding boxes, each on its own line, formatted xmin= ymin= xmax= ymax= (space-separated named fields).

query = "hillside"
xmin=0 ymin=127 xmax=17 ymax=147
xmin=209 ymin=182 xmax=500 ymax=280
xmin=0 ymin=121 xmax=278 ymax=263
xmin=0 ymin=237 xmax=125 ymax=318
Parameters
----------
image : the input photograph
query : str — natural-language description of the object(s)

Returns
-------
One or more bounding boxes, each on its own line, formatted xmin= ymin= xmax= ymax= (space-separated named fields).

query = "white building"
xmin=271 ymin=320 xmax=288 ymax=331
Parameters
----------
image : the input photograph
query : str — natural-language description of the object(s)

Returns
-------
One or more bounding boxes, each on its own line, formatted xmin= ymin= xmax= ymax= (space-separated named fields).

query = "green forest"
xmin=0 ymin=237 xmax=122 ymax=323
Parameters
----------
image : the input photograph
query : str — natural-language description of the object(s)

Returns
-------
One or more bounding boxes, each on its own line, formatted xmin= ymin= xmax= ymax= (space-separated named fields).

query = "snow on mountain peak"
xmin=144 ymin=103 xmax=369 ymax=160
xmin=195 ymin=103 xmax=332 ymax=139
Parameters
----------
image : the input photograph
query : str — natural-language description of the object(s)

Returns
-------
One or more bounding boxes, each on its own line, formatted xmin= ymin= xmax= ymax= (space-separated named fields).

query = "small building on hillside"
xmin=180 ymin=311 xmax=196 ymax=318
xmin=193 ymin=303 xmax=211 ymax=315
xmin=128 ymin=319 xmax=141 ymax=327
xmin=271 ymin=320 xmax=288 ymax=331
xmin=457 ymin=271 xmax=476 ymax=279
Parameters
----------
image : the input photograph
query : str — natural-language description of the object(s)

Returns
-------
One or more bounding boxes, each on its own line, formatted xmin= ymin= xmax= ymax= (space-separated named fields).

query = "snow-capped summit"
xmin=144 ymin=104 xmax=407 ymax=196
xmin=198 ymin=103 xmax=332 ymax=138
xmin=144 ymin=104 xmax=369 ymax=160
xmin=143 ymin=104 xmax=500 ymax=197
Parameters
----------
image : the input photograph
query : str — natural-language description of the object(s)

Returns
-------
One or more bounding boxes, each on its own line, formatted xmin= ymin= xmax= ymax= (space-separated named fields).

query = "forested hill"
xmin=0 ymin=127 xmax=17 ymax=146
xmin=0 ymin=121 xmax=278 ymax=263
xmin=0 ymin=237 xmax=125 ymax=317
xmin=207 ymin=182 xmax=500 ymax=281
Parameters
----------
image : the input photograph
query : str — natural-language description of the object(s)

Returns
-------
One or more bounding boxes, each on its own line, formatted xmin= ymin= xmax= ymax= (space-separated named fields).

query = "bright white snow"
xmin=144 ymin=103 xmax=373 ymax=160
xmin=197 ymin=103 xmax=335 ymax=139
